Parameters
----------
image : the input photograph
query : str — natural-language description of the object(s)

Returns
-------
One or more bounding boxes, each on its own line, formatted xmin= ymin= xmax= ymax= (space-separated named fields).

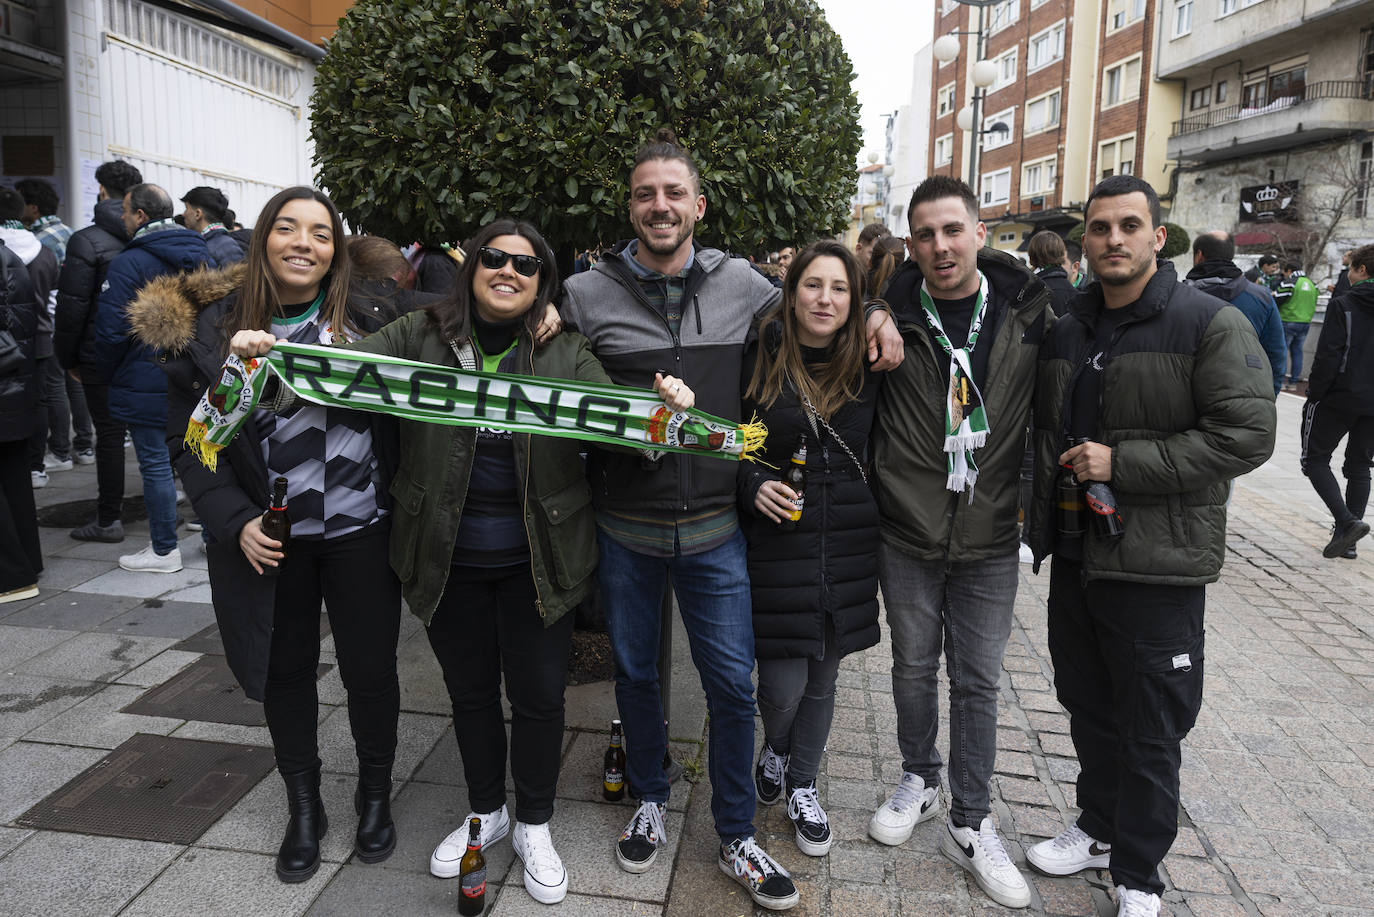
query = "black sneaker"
xmin=615 ymin=800 xmax=665 ymax=874
xmin=1323 ymin=519 xmax=1370 ymax=558
xmin=1343 ymin=544 xmax=1358 ymax=559
xmin=70 ymin=519 xmax=124 ymax=543
xmin=754 ymin=743 xmax=787 ymax=805
xmin=786 ymin=781 xmax=832 ymax=856
xmin=719 ymin=836 xmax=799 ymax=910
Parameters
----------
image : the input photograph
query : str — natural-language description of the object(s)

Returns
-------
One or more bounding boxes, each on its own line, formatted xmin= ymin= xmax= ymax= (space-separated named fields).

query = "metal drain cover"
xmin=16 ymin=733 xmax=274 ymax=843
xmin=121 ymin=655 xmax=330 ymax=726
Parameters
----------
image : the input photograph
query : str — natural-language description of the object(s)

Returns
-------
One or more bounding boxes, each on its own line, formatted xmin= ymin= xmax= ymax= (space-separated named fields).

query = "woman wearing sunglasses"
xmin=231 ymin=217 xmax=693 ymax=906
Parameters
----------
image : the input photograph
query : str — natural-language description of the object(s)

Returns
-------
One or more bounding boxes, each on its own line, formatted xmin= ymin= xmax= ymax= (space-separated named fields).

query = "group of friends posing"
xmin=122 ymin=129 xmax=1277 ymax=917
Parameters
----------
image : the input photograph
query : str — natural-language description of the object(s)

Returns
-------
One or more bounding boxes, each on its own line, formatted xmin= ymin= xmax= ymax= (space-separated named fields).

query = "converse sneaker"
xmin=118 ymin=543 xmax=183 ymax=574
xmin=0 ymin=584 xmax=39 ymax=605
xmin=1027 ymin=822 xmax=1111 ymax=876
xmin=43 ymin=452 xmax=73 ymax=472
xmin=70 ymin=519 xmax=124 ymax=543
xmin=940 ymin=816 xmax=1031 ymax=909
xmin=30 ymin=470 xmax=47 ymax=489
xmin=512 ymin=821 xmax=568 ymax=904
xmin=1116 ymin=885 xmax=1162 ymax=917
xmin=430 ymin=804 xmax=509 ymax=877
xmin=786 ymin=781 xmax=832 ymax=856
xmin=615 ymin=800 xmax=666 ymax=873
xmin=719 ymin=836 xmax=799 ymax=910
xmin=755 ymin=743 xmax=788 ymax=805
xmin=73 ymin=448 xmax=95 ymax=466
xmin=868 ymin=771 xmax=940 ymax=845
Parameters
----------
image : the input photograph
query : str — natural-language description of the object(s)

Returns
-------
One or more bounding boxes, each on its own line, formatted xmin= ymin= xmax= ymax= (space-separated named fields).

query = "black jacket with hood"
xmin=54 ymin=198 xmax=130 ymax=370
xmin=1307 ymin=279 xmax=1374 ymax=414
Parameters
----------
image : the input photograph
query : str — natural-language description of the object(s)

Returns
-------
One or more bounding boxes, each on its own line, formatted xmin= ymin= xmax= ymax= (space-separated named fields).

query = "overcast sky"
xmin=814 ymin=0 xmax=937 ymax=163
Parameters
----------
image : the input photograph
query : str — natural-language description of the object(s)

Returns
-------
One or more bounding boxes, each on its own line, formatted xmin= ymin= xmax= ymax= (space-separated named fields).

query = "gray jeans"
xmin=878 ymin=542 xmax=1018 ymax=826
xmin=756 ymin=616 xmax=842 ymax=786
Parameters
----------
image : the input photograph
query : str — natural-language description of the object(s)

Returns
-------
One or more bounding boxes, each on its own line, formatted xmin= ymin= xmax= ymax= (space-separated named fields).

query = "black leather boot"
xmin=276 ymin=766 xmax=328 ymax=883
xmin=353 ymin=762 xmax=396 ymax=863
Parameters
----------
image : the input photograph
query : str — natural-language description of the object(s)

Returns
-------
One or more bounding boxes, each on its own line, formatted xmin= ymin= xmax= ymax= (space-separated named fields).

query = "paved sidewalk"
xmin=0 ymin=390 xmax=1370 ymax=916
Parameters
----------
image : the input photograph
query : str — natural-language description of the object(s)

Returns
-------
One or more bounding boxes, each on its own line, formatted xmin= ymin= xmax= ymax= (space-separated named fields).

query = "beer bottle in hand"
xmin=458 ymin=817 xmax=486 ymax=915
xmin=260 ymin=476 xmax=290 ymax=577
xmin=778 ymin=436 xmax=807 ymax=532
xmin=603 ymin=719 xmax=626 ymax=801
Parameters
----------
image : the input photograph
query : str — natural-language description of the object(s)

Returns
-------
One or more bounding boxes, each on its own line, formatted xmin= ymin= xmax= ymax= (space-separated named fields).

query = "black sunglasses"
xmin=477 ymin=246 xmax=542 ymax=277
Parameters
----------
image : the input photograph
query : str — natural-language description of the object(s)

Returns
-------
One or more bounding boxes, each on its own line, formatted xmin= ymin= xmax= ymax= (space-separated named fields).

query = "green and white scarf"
xmin=185 ymin=341 xmax=766 ymax=470
xmin=918 ymin=271 xmax=991 ymax=496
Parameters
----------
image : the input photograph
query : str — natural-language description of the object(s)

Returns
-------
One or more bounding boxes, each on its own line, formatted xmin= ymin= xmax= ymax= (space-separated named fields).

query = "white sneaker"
xmin=30 ymin=470 xmax=48 ymax=489
xmin=868 ymin=772 xmax=940 ymax=845
xmin=73 ymin=448 xmax=95 ymax=466
xmin=118 ymin=543 xmax=184 ymax=573
xmin=43 ymin=452 xmax=73 ymax=472
xmin=512 ymin=821 xmax=568 ymax=904
xmin=1019 ymin=542 xmax=1035 ymax=564
xmin=940 ymin=816 xmax=1031 ymax=909
xmin=1116 ymin=886 xmax=1161 ymax=917
xmin=430 ymin=804 xmax=509 ymax=878
xmin=1027 ymin=822 xmax=1111 ymax=875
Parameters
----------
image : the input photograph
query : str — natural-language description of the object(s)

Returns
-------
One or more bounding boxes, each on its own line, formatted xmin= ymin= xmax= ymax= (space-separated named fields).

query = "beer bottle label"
xmin=461 ymin=867 xmax=486 ymax=898
xmin=603 ymin=769 xmax=624 ymax=792
xmin=787 ymin=495 xmax=804 ymax=522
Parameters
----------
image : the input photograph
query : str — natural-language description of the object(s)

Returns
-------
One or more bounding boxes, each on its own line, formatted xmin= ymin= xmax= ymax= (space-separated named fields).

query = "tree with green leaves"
xmin=310 ymin=0 xmax=861 ymax=254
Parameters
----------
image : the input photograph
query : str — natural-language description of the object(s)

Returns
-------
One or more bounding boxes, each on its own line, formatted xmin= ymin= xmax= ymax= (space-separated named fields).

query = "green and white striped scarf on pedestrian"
xmin=918 ymin=271 xmax=991 ymax=496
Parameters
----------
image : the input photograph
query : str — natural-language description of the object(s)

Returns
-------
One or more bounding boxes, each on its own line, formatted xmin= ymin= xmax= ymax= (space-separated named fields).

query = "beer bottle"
xmin=260 ymin=476 xmax=290 ymax=576
xmin=1085 ymin=481 xmax=1126 ymax=539
xmin=458 ymin=817 xmax=486 ymax=915
xmin=603 ymin=719 xmax=626 ymax=801
xmin=778 ymin=436 xmax=807 ymax=532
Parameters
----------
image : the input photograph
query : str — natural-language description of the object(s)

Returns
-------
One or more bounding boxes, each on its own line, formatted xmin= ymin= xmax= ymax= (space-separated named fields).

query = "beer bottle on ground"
xmin=458 ymin=817 xmax=485 ymax=915
xmin=603 ymin=719 xmax=626 ymax=801
xmin=778 ymin=436 xmax=807 ymax=532
xmin=260 ymin=476 xmax=290 ymax=576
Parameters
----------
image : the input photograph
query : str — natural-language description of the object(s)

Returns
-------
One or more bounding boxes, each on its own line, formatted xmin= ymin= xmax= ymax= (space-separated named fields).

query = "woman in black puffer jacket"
xmin=0 ymin=241 xmax=43 ymax=602
xmin=738 ymin=240 xmax=883 ymax=859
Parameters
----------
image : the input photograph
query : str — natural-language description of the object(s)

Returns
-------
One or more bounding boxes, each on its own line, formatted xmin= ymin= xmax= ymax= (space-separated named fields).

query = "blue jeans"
xmin=127 ymin=423 xmax=179 ymax=554
xmin=878 ymin=543 xmax=1018 ymax=826
xmin=1283 ymin=321 xmax=1309 ymax=383
xmin=597 ymin=526 xmax=757 ymax=843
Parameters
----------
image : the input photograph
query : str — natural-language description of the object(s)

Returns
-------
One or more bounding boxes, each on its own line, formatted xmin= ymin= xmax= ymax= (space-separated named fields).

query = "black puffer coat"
xmin=738 ymin=327 xmax=882 ymax=661
xmin=0 ymin=242 xmax=39 ymax=442
xmin=53 ymin=197 xmax=128 ymax=370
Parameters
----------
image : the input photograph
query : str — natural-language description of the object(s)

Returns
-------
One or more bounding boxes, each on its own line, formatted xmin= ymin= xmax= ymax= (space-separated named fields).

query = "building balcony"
xmin=1168 ymin=81 xmax=1374 ymax=163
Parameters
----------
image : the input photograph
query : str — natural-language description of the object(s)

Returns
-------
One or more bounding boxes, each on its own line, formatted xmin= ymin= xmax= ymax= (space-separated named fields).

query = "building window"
xmin=1099 ymin=135 xmax=1137 ymax=179
xmin=1030 ymin=0 xmax=1050 ymax=8
xmin=942 ymin=0 xmax=959 ymax=12
xmin=1357 ymin=140 xmax=1372 ymax=218
xmin=1028 ymin=21 xmax=1065 ymax=71
xmin=1216 ymin=80 xmax=1228 ymax=103
xmin=1025 ymin=90 xmax=1061 ymax=134
xmin=998 ymin=231 xmax=1018 ymax=243
xmin=989 ymin=0 xmax=1019 ymax=34
xmin=1022 ymin=157 xmax=1057 ymax=196
xmin=1173 ymin=0 xmax=1193 ymax=36
xmin=982 ymin=108 xmax=1015 ymax=150
xmin=1362 ymin=29 xmax=1374 ymax=86
xmin=1108 ymin=0 xmax=1146 ymax=30
xmin=935 ymin=133 xmax=954 ymax=166
xmin=1103 ymin=56 xmax=1142 ymax=107
xmin=992 ymin=48 xmax=1018 ymax=91
xmin=1189 ymin=86 xmax=1211 ymax=110
xmin=981 ymin=168 xmax=1012 ymax=207
xmin=937 ymin=83 xmax=957 ymax=117
xmin=1220 ymin=0 xmax=1264 ymax=15
xmin=1242 ymin=65 xmax=1307 ymax=109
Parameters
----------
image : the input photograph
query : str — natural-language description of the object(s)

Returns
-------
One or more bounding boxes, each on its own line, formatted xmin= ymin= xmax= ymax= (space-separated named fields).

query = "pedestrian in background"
xmin=181 ymin=186 xmax=247 ymax=265
xmin=1300 ymin=242 xmax=1374 ymax=559
xmin=866 ymin=234 xmax=906 ymax=299
xmin=853 ymin=222 xmax=890 ymax=272
xmin=0 ymin=239 xmax=43 ymax=603
xmin=16 ymin=178 xmax=72 ymax=264
xmin=54 ymin=160 xmax=141 ymax=543
xmin=740 ymin=240 xmax=883 ymax=860
xmin=1184 ymin=231 xmax=1285 ymax=398
xmin=1026 ymin=176 xmax=1275 ymax=917
xmin=1275 ymin=260 xmax=1318 ymax=390
xmin=1028 ymin=231 xmax=1078 ymax=317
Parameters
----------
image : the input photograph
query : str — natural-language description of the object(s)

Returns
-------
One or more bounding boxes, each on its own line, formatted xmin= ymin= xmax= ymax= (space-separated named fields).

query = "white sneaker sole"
xmin=614 ymin=842 xmax=657 ymax=874
xmin=513 ymin=837 xmax=568 ymax=904
xmin=795 ymin=828 xmax=832 ymax=857
xmin=118 ymin=561 xmax=184 ymax=573
xmin=867 ymin=796 xmax=941 ymax=846
xmin=939 ymin=830 xmax=1031 ymax=909
xmin=717 ymin=858 xmax=799 ymax=911
xmin=429 ymin=819 xmax=509 ymax=878
xmin=1026 ymin=845 xmax=1111 ymax=876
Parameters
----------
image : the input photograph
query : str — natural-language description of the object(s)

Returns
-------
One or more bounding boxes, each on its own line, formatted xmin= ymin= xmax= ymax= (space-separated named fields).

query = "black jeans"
xmin=0 ymin=438 xmax=42 ymax=591
xmin=426 ymin=563 xmax=574 ymax=825
xmin=81 ymin=379 xmax=126 ymax=526
xmin=263 ymin=522 xmax=401 ymax=775
xmin=1048 ymin=557 xmax=1205 ymax=896
xmin=1300 ymin=400 xmax=1374 ymax=526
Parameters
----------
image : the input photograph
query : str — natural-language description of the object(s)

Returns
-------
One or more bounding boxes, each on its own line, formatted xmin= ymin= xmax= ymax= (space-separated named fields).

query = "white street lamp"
xmin=972 ymin=59 xmax=998 ymax=88
xmin=956 ymin=105 xmax=975 ymax=132
xmin=933 ymin=34 xmax=961 ymax=62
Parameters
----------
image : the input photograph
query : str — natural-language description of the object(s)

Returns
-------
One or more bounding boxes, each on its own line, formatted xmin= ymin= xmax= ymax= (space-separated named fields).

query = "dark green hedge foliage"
xmin=310 ymin=0 xmax=862 ymax=252
xmin=1160 ymin=222 xmax=1190 ymax=260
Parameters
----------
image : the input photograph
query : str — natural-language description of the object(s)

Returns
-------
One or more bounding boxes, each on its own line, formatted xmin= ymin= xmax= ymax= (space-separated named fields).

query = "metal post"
xmin=968 ymin=3 xmax=987 ymax=191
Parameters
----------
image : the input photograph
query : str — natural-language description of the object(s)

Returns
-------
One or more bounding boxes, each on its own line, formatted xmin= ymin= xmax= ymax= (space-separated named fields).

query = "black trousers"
xmin=1048 ymin=557 xmax=1205 ymax=896
xmin=426 ymin=563 xmax=574 ymax=825
xmin=1300 ymin=400 xmax=1374 ymax=526
xmin=0 ymin=438 xmax=42 ymax=591
xmin=81 ymin=380 xmax=126 ymax=526
xmin=263 ymin=522 xmax=401 ymax=775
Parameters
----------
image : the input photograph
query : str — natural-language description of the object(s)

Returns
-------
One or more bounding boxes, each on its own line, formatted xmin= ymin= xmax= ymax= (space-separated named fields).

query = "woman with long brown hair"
xmin=739 ymin=240 xmax=884 ymax=859
xmin=132 ymin=186 xmax=406 ymax=885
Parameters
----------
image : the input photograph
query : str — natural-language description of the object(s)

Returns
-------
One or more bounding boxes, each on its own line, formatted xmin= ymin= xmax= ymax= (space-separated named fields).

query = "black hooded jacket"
xmin=1035 ymin=266 xmax=1078 ymax=317
xmin=54 ymin=197 xmax=129 ymax=370
xmin=0 ymin=242 xmax=39 ymax=442
xmin=1307 ymin=280 xmax=1374 ymax=413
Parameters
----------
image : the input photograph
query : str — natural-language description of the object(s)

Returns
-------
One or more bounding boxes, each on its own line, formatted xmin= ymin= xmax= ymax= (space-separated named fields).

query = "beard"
xmin=633 ymin=214 xmax=695 ymax=257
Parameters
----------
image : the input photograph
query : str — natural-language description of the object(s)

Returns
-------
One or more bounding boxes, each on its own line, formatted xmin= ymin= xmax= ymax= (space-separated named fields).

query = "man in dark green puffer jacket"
xmin=1025 ymin=176 xmax=1276 ymax=917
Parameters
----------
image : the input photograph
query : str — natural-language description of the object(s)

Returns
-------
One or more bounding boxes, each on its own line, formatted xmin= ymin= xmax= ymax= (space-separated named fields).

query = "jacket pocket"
xmin=538 ymin=476 xmax=596 ymax=589
xmin=1130 ymin=633 xmax=1204 ymax=744
xmin=387 ymin=470 xmax=426 ymax=582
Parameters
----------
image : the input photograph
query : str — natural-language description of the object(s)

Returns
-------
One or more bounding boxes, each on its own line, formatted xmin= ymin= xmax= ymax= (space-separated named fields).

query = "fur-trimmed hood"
xmin=129 ymin=261 xmax=247 ymax=353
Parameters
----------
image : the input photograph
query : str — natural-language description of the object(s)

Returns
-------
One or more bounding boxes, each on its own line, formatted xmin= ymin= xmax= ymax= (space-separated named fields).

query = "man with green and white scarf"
xmin=866 ymin=176 xmax=1054 ymax=910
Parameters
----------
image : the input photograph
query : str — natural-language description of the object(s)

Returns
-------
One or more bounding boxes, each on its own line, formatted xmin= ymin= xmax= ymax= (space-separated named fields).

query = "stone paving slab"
xmin=0 ymin=831 xmax=183 ymax=917
xmin=117 ymin=847 xmax=338 ymax=917
xmin=22 ymin=682 xmax=181 ymax=748
xmin=0 ymin=589 xmax=144 ymax=631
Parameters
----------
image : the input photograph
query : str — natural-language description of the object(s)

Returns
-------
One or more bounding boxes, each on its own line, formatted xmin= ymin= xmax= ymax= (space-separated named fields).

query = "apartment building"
xmin=1162 ymin=0 xmax=1374 ymax=278
xmin=927 ymin=0 xmax=1179 ymax=254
